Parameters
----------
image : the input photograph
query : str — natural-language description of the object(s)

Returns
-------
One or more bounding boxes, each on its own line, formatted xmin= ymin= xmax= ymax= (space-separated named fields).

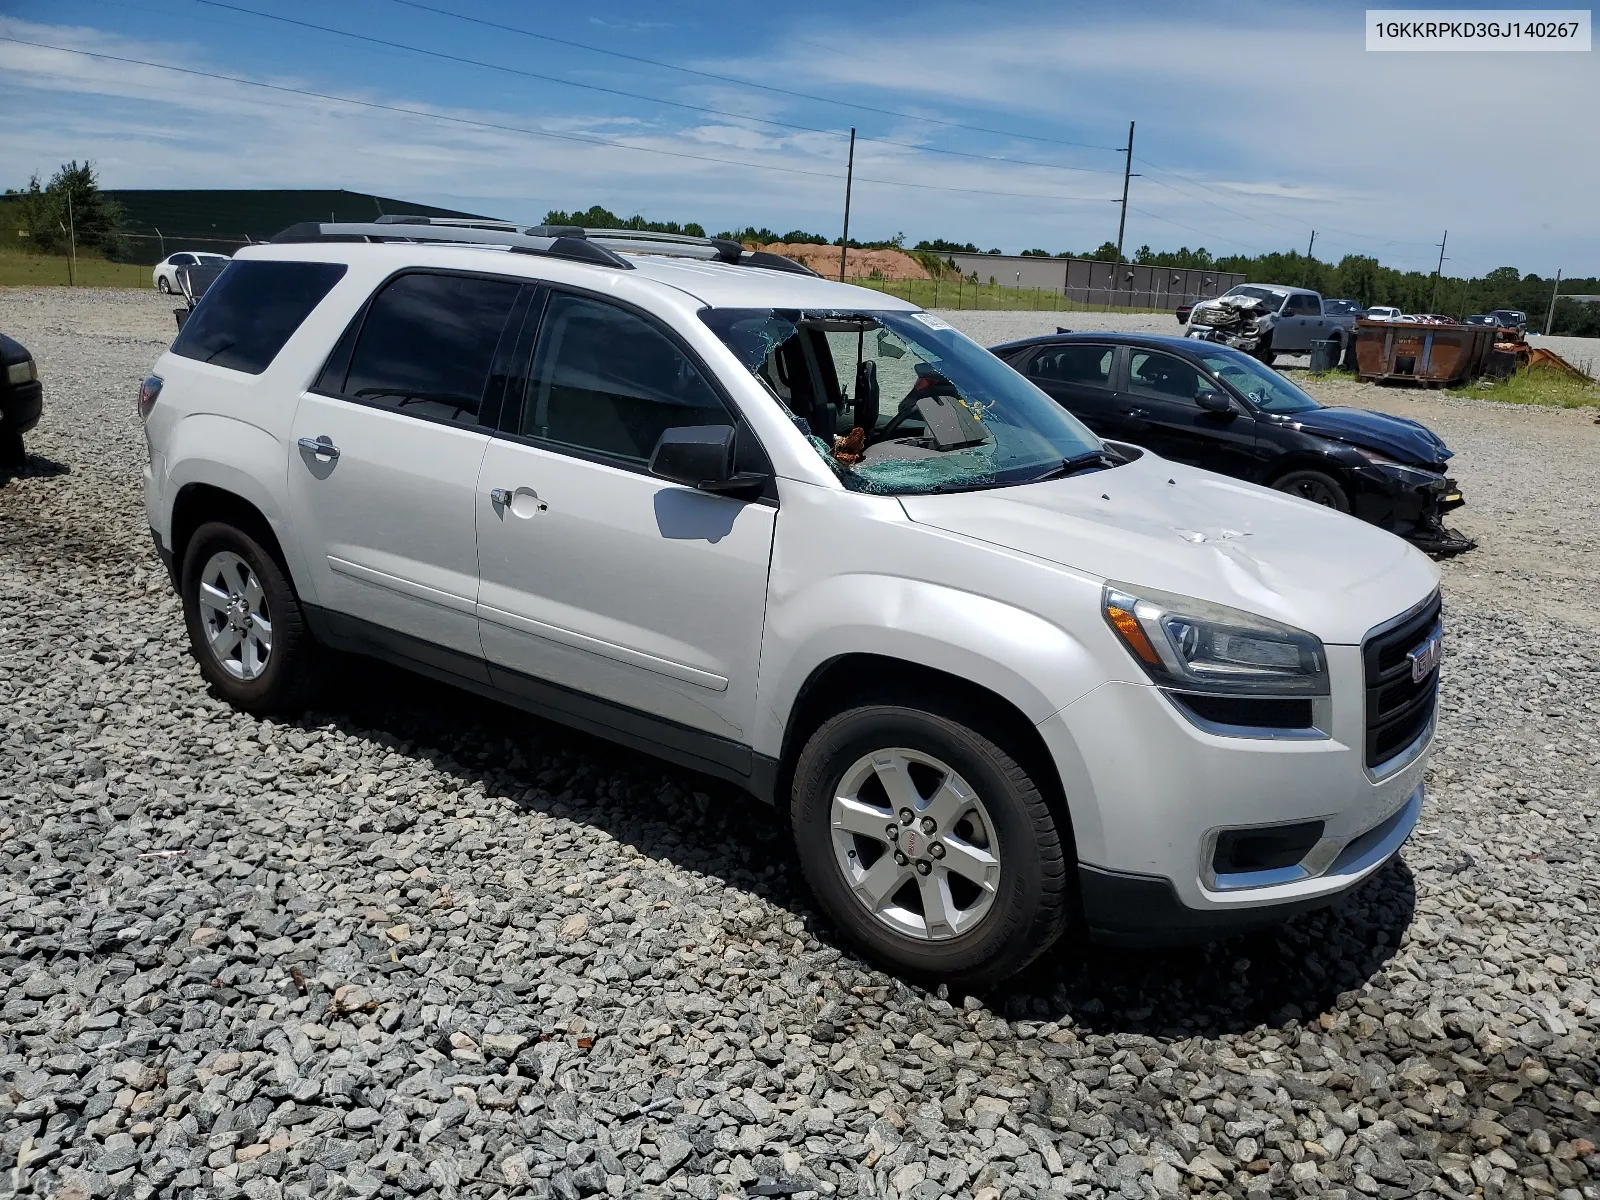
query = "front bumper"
xmin=1038 ymin=645 xmax=1431 ymax=944
xmin=0 ymin=380 xmax=43 ymax=435
xmin=1349 ymin=461 xmax=1469 ymax=550
xmin=1079 ymin=785 xmax=1421 ymax=944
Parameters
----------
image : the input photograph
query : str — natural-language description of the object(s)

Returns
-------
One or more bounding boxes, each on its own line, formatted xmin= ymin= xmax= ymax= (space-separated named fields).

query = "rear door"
xmin=474 ymin=289 xmax=776 ymax=746
xmin=1018 ymin=342 xmax=1126 ymax=437
xmin=286 ymin=270 xmax=526 ymax=674
xmin=1120 ymin=348 xmax=1258 ymax=476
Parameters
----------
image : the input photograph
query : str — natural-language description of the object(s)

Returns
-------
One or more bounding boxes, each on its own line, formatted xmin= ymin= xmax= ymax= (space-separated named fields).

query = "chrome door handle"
xmin=1129 ymin=407 xmax=1151 ymax=418
xmin=490 ymin=488 xmax=513 ymax=506
xmin=298 ymin=436 xmax=339 ymax=459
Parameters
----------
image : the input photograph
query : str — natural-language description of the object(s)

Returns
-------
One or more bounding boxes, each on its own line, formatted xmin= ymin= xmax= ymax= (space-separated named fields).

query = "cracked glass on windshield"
xmin=700 ymin=308 xmax=1104 ymax=495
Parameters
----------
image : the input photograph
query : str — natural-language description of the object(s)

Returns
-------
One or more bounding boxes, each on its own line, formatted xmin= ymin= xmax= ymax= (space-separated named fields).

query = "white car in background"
xmin=152 ymin=252 xmax=231 ymax=294
xmin=1365 ymin=306 xmax=1404 ymax=322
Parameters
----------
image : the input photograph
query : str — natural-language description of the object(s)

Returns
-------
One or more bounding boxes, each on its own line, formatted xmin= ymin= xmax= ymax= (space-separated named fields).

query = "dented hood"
xmin=898 ymin=452 xmax=1439 ymax=645
xmin=1287 ymin=406 xmax=1452 ymax=467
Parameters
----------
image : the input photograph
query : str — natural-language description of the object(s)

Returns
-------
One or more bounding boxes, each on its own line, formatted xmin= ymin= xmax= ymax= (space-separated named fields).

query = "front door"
xmin=286 ymin=270 xmax=525 ymax=670
xmin=474 ymin=290 xmax=776 ymax=745
xmin=1119 ymin=348 xmax=1258 ymax=477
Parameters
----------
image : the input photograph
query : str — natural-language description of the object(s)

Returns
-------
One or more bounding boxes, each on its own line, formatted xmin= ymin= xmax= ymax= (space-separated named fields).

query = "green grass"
xmin=846 ymin=275 xmax=1166 ymax=314
xmin=0 ymin=250 xmax=149 ymax=288
xmin=1449 ymin=367 xmax=1600 ymax=408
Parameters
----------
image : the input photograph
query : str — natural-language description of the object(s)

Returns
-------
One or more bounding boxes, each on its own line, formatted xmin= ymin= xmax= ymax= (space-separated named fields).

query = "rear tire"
xmin=157 ymin=276 xmax=172 ymax=294
xmin=1272 ymin=468 xmax=1350 ymax=512
xmin=181 ymin=521 xmax=324 ymax=714
xmin=791 ymin=701 xmax=1073 ymax=987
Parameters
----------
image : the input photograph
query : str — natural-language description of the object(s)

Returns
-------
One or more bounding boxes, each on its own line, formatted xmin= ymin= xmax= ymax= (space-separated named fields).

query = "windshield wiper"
xmin=1025 ymin=449 xmax=1122 ymax=483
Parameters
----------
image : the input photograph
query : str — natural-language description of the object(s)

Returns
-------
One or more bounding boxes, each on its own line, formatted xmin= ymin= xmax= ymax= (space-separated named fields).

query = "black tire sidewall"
xmin=180 ymin=522 xmax=308 ymax=712
xmin=158 ymin=277 xmax=171 ymax=294
xmin=791 ymin=705 xmax=1065 ymax=985
xmin=1274 ymin=468 xmax=1351 ymax=513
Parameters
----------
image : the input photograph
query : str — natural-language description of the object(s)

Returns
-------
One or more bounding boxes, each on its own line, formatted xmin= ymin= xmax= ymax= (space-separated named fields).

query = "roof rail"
xmin=269 ymin=220 xmax=821 ymax=277
xmin=269 ymin=221 xmax=634 ymax=269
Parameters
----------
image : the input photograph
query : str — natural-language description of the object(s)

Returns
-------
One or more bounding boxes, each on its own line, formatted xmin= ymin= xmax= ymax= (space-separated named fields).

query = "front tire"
xmin=1272 ymin=468 xmax=1350 ymax=512
xmin=0 ymin=431 xmax=23 ymax=471
xmin=791 ymin=701 xmax=1072 ymax=987
xmin=181 ymin=521 xmax=323 ymax=714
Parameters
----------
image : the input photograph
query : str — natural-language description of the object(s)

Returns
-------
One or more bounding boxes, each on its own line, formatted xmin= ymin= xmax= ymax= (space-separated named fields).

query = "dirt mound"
xmin=758 ymin=243 xmax=931 ymax=281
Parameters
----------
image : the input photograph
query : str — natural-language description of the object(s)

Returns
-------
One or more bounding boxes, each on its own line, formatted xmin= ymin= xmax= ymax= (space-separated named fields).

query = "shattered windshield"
xmin=701 ymin=307 xmax=1105 ymax=495
xmin=1198 ymin=348 xmax=1320 ymax=414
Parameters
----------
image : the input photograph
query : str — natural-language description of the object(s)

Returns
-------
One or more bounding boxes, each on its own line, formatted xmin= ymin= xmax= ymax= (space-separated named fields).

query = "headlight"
xmin=1350 ymin=446 xmax=1439 ymax=481
xmin=1103 ymin=582 xmax=1328 ymax=696
xmin=5 ymin=359 xmax=36 ymax=386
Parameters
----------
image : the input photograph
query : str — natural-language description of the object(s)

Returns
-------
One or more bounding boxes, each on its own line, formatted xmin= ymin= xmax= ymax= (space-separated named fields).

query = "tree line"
xmin=6 ymin=169 xmax=1595 ymax=335
xmin=2 ymin=162 xmax=125 ymax=259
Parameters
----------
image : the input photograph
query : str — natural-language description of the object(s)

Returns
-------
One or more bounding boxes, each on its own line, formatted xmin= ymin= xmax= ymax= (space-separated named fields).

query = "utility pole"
xmin=838 ymin=127 xmax=855 ymax=283
xmin=1544 ymin=269 xmax=1562 ymax=336
xmin=1430 ymin=229 xmax=1448 ymax=312
xmin=1304 ymin=231 xmax=1317 ymax=287
xmin=1112 ymin=120 xmax=1139 ymax=307
xmin=1306 ymin=230 xmax=1317 ymax=260
xmin=66 ymin=187 xmax=78 ymax=287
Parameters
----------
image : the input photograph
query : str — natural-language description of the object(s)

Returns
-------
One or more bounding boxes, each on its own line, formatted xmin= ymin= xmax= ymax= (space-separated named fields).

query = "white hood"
xmin=898 ymin=451 xmax=1440 ymax=645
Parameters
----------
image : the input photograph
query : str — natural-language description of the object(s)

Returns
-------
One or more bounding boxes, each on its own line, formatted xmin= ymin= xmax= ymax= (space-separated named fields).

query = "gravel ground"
xmin=3 ymin=287 xmax=1599 ymax=1200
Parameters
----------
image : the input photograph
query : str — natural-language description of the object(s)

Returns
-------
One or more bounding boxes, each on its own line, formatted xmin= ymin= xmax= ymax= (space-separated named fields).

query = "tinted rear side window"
xmin=342 ymin=273 xmax=521 ymax=424
xmin=171 ymin=260 xmax=347 ymax=374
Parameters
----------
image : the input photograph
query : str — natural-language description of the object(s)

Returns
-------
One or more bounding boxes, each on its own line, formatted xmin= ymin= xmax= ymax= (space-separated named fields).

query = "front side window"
xmin=170 ymin=259 xmax=347 ymax=375
xmin=1198 ymin=348 xmax=1319 ymax=413
xmin=343 ymin=272 xmax=521 ymax=424
xmin=1127 ymin=350 xmax=1208 ymax=404
xmin=702 ymin=308 xmax=1104 ymax=495
xmin=519 ymin=293 xmax=732 ymax=463
xmin=1027 ymin=344 xmax=1114 ymax=388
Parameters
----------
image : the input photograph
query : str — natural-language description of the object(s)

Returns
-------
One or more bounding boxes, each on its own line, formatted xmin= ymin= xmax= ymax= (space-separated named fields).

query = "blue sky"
xmin=2 ymin=0 xmax=1596 ymax=276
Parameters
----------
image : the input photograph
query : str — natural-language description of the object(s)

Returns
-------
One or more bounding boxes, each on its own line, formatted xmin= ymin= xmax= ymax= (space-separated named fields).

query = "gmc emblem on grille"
xmin=1408 ymin=628 xmax=1443 ymax=683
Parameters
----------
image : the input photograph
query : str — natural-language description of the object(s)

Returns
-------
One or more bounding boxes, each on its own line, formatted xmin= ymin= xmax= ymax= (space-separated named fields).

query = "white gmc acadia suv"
xmin=140 ymin=219 xmax=1442 ymax=985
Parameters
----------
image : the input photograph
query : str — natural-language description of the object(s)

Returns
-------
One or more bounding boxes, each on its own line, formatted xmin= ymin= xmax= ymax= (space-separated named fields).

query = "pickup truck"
xmin=1185 ymin=284 xmax=1359 ymax=365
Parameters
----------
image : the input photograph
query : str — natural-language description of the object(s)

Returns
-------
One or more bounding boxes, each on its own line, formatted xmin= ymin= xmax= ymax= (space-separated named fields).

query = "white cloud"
xmin=2 ymin=7 xmax=1595 ymax=273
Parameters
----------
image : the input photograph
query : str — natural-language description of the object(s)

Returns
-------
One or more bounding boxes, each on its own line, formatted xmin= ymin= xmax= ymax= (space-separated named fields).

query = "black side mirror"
xmin=1196 ymin=389 xmax=1232 ymax=414
xmin=649 ymin=425 xmax=767 ymax=498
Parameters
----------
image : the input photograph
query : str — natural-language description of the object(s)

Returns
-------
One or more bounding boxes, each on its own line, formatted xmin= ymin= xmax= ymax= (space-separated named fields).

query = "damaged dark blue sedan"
xmin=989 ymin=331 xmax=1472 ymax=554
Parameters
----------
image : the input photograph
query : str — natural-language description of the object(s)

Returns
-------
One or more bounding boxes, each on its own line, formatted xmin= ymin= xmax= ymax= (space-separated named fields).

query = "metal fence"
xmin=945 ymin=253 xmax=1246 ymax=310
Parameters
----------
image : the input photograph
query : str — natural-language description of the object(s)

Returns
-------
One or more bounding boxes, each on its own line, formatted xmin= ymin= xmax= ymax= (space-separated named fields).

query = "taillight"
xmin=138 ymin=375 xmax=163 ymax=421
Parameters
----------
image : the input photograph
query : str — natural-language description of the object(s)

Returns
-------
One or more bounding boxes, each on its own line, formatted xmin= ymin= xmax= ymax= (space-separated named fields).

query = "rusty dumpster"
xmin=1354 ymin=320 xmax=1498 ymax=386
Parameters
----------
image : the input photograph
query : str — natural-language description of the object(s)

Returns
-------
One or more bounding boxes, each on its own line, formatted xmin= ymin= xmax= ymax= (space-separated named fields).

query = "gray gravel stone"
xmin=2 ymin=286 xmax=1599 ymax=1200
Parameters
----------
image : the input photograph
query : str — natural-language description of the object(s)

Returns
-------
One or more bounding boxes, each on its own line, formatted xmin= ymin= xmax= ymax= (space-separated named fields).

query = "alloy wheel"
xmin=1286 ymin=478 xmax=1340 ymax=506
xmin=829 ymin=748 xmax=1002 ymax=940
xmin=196 ymin=550 xmax=272 ymax=680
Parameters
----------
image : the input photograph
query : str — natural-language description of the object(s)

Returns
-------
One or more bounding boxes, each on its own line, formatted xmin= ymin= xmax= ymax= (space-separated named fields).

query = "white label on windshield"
xmin=911 ymin=311 xmax=953 ymax=331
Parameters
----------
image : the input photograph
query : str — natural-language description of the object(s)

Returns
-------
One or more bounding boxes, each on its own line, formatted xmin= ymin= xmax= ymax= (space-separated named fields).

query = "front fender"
xmin=161 ymin=414 xmax=318 ymax=601
xmin=752 ymin=572 xmax=1103 ymax=759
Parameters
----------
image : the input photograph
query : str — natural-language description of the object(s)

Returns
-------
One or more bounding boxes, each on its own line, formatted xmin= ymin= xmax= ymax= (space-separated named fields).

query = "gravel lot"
xmin=3 ymin=288 xmax=1599 ymax=1200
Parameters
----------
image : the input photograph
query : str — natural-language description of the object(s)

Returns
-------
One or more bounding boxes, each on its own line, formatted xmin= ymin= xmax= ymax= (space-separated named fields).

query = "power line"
xmin=1124 ymin=206 xmax=1259 ymax=253
xmin=1133 ymin=155 xmax=1438 ymax=250
xmin=376 ymin=0 xmax=1124 ymax=153
xmin=0 ymin=36 xmax=1121 ymax=205
xmin=190 ymin=0 xmax=1123 ymax=181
